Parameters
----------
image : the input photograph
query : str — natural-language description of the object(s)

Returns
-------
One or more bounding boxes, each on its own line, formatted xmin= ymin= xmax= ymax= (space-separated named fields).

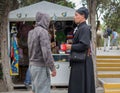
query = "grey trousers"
xmin=30 ymin=65 xmax=50 ymax=93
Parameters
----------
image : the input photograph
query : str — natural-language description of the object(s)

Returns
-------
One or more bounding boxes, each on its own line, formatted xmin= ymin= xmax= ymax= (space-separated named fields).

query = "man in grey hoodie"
xmin=28 ymin=12 xmax=56 ymax=93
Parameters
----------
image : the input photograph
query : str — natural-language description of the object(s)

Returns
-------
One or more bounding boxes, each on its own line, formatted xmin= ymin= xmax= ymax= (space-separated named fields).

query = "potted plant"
xmin=55 ymin=31 xmax=66 ymax=47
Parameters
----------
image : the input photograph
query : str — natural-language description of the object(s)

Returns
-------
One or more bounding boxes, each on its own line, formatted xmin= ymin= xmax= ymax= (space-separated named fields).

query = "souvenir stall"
xmin=8 ymin=1 xmax=75 ymax=86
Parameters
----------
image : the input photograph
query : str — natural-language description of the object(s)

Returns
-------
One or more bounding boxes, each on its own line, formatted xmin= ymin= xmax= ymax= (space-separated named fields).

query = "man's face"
xmin=74 ymin=12 xmax=84 ymax=24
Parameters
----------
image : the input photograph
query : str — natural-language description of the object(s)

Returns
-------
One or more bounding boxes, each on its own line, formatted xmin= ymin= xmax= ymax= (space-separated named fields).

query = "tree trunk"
xmin=87 ymin=0 xmax=98 ymax=90
xmin=1 ymin=0 xmax=13 ymax=91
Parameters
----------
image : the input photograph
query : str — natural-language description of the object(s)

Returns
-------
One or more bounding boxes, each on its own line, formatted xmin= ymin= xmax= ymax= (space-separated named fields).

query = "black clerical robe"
xmin=68 ymin=21 xmax=95 ymax=93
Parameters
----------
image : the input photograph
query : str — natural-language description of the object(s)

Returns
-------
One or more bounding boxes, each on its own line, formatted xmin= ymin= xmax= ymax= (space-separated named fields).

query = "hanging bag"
xmin=103 ymin=30 xmax=108 ymax=38
xmin=69 ymin=28 xmax=87 ymax=62
xmin=69 ymin=25 xmax=91 ymax=62
xmin=70 ymin=51 xmax=87 ymax=62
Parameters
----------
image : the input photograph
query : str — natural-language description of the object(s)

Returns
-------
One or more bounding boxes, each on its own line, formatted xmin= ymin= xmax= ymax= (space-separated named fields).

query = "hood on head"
xmin=35 ymin=12 xmax=50 ymax=30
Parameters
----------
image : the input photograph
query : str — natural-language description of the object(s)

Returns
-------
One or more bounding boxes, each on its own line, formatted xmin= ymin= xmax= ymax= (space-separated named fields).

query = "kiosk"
xmin=8 ymin=1 xmax=75 ymax=86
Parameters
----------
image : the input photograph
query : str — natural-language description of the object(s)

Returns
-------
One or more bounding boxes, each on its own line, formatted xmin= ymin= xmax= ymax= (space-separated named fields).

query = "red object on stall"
xmin=61 ymin=44 xmax=67 ymax=51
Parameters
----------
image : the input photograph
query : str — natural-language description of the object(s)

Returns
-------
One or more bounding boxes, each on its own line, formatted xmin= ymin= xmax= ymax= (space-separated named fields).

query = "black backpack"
xmin=103 ymin=30 xmax=108 ymax=38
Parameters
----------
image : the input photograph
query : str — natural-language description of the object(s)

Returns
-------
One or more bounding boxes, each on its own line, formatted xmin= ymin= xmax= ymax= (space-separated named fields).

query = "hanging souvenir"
xmin=10 ymin=24 xmax=19 ymax=75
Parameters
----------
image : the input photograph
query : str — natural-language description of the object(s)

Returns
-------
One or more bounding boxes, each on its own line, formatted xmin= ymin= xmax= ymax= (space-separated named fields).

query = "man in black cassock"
xmin=66 ymin=7 xmax=95 ymax=93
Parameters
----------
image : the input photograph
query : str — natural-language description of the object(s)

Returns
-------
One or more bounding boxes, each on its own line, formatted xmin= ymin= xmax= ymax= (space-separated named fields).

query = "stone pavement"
xmin=0 ymin=87 xmax=103 ymax=93
xmin=2 ymin=47 xmax=120 ymax=93
xmin=97 ymin=47 xmax=120 ymax=56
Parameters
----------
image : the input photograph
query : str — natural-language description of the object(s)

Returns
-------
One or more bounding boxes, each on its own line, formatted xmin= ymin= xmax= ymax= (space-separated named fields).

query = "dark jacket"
xmin=28 ymin=12 xmax=55 ymax=71
xmin=71 ymin=22 xmax=91 ymax=52
xmin=70 ymin=21 xmax=91 ymax=64
xmin=107 ymin=27 xmax=112 ymax=36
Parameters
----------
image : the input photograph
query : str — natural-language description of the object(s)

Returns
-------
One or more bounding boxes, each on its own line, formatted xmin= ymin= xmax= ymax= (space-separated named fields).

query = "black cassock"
xmin=68 ymin=22 xmax=95 ymax=93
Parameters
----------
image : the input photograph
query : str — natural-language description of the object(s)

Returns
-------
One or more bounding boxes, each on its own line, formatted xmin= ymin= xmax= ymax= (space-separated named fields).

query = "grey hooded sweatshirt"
xmin=28 ymin=12 xmax=55 ymax=71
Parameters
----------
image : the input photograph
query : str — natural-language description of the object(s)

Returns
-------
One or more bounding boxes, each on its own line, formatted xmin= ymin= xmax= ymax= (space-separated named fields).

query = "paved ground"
xmin=0 ymin=79 xmax=7 ymax=92
xmin=97 ymin=46 xmax=120 ymax=56
xmin=1 ymin=47 xmax=120 ymax=93
xmin=0 ymin=87 xmax=104 ymax=93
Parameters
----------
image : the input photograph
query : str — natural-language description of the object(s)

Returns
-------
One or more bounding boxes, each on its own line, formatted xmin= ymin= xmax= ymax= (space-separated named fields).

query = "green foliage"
xmin=20 ymin=0 xmax=75 ymax=8
xmin=55 ymin=31 xmax=66 ymax=43
xmin=96 ymin=0 xmax=111 ymax=19
xmin=20 ymin=0 xmax=40 ymax=7
xmin=103 ymin=0 xmax=120 ymax=31
xmin=56 ymin=1 xmax=75 ymax=8
xmin=82 ymin=0 xmax=120 ymax=32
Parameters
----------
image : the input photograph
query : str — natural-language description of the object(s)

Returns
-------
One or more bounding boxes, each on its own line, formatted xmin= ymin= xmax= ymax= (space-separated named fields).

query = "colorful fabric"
xmin=10 ymin=34 xmax=19 ymax=75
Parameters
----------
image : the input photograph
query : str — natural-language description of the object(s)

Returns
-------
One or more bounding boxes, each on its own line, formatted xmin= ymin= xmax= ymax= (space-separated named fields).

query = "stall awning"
xmin=8 ymin=1 xmax=75 ymax=21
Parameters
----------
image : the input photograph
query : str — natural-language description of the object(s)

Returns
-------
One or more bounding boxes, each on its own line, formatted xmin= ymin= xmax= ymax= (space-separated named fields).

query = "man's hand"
xmin=51 ymin=69 xmax=56 ymax=77
xmin=66 ymin=44 xmax=72 ymax=50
